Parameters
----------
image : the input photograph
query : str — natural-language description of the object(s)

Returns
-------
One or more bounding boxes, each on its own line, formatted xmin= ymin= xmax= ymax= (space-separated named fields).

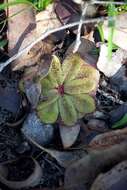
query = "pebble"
xmin=21 ymin=112 xmax=54 ymax=146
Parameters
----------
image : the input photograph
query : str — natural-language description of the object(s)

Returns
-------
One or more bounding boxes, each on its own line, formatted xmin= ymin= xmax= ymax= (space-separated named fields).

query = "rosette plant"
xmin=37 ymin=54 xmax=100 ymax=126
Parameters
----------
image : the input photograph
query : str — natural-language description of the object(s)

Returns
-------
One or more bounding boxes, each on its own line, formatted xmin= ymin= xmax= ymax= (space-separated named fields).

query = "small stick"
xmin=93 ymin=0 xmax=127 ymax=5
xmin=0 ymin=17 xmax=106 ymax=72
xmin=73 ymin=2 xmax=88 ymax=53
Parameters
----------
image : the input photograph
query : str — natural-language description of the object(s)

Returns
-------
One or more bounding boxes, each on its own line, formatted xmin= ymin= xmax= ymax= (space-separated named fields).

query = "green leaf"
xmin=48 ymin=55 xmax=63 ymax=85
xmin=62 ymin=54 xmax=84 ymax=82
xmin=108 ymin=3 xmax=116 ymax=59
xmin=37 ymin=89 xmax=58 ymax=109
xmin=97 ymin=23 xmax=104 ymax=42
xmin=37 ymin=0 xmax=52 ymax=10
xmin=64 ymin=79 xmax=95 ymax=95
xmin=73 ymin=94 xmax=95 ymax=115
xmin=112 ymin=113 xmax=127 ymax=129
xmin=76 ymin=63 xmax=99 ymax=81
xmin=0 ymin=40 xmax=7 ymax=48
xmin=40 ymin=76 xmax=57 ymax=96
xmin=58 ymin=95 xmax=77 ymax=126
xmin=0 ymin=0 xmax=35 ymax=10
xmin=37 ymin=100 xmax=58 ymax=124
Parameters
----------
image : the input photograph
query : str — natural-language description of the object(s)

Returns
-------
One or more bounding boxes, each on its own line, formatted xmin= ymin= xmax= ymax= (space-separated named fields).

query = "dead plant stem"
xmin=0 ymin=16 xmax=106 ymax=72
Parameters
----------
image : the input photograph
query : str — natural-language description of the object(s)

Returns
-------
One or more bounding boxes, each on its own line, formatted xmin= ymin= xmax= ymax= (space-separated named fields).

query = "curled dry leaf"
xmin=55 ymin=0 xmax=79 ymax=25
xmin=7 ymin=2 xmax=39 ymax=70
xmin=59 ymin=123 xmax=80 ymax=149
xmin=64 ymin=142 xmax=127 ymax=190
xmin=0 ymin=157 xmax=42 ymax=189
xmin=8 ymin=2 xmax=36 ymax=56
xmin=37 ymin=54 xmax=99 ymax=126
xmin=25 ymin=135 xmax=87 ymax=168
xmin=88 ymin=127 xmax=127 ymax=150
xmin=90 ymin=160 xmax=127 ymax=190
xmin=36 ymin=3 xmax=61 ymax=36
xmin=97 ymin=44 xmax=127 ymax=77
xmin=9 ymin=3 xmax=58 ymax=71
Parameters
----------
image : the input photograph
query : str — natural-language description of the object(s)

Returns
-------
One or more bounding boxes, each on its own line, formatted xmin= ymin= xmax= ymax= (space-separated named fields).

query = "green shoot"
xmin=0 ymin=0 xmax=53 ymax=11
xmin=0 ymin=0 xmax=36 ymax=10
xmin=97 ymin=23 xmax=104 ymax=42
xmin=107 ymin=3 xmax=117 ymax=59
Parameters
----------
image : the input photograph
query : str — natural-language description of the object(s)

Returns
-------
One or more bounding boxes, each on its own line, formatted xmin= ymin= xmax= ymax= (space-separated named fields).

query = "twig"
xmin=93 ymin=0 xmax=127 ymax=5
xmin=0 ymin=17 xmax=106 ymax=72
xmin=73 ymin=2 xmax=88 ymax=53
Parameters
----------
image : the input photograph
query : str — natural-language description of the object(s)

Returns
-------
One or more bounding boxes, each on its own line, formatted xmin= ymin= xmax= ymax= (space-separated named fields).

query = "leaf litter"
xmin=1 ymin=1 xmax=127 ymax=190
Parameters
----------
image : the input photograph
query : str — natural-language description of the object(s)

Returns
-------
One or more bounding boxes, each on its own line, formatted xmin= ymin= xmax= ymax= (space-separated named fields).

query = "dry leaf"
xmin=8 ymin=3 xmax=57 ymax=71
xmin=0 ymin=157 xmax=42 ymax=189
xmin=90 ymin=160 xmax=127 ymax=190
xmin=59 ymin=124 xmax=80 ymax=149
xmin=64 ymin=142 xmax=127 ymax=190
xmin=36 ymin=4 xmax=61 ymax=35
xmin=88 ymin=128 xmax=127 ymax=150
xmin=8 ymin=2 xmax=36 ymax=56
xmin=97 ymin=44 xmax=127 ymax=77
xmin=25 ymin=135 xmax=87 ymax=168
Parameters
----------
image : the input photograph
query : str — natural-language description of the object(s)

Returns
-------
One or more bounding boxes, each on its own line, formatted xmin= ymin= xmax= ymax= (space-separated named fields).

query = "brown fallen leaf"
xmin=8 ymin=2 xmax=57 ymax=71
xmin=88 ymin=127 xmax=127 ymax=150
xmin=7 ymin=2 xmax=43 ymax=70
xmin=64 ymin=142 xmax=127 ymax=190
xmin=36 ymin=4 xmax=61 ymax=36
xmin=8 ymin=2 xmax=36 ymax=56
xmin=90 ymin=160 xmax=127 ymax=190
xmin=0 ymin=157 xmax=42 ymax=189
xmin=25 ymin=135 xmax=87 ymax=168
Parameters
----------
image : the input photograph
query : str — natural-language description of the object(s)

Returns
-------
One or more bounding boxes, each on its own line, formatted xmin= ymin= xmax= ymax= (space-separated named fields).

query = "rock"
xmin=87 ymin=119 xmax=109 ymax=132
xmin=97 ymin=45 xmax=126 ymax=77
xmin=110 ymin=65 xmax=127 ymax=100
xmin=21 ymin=112 xmax=54 ymax=146
xmin=109 ymin=103 xmax=127 ymax=125
xmin=90 ymin=160 xmax=127 ymax=190
xmin=59 ymin=123 xmax=80 ymax=149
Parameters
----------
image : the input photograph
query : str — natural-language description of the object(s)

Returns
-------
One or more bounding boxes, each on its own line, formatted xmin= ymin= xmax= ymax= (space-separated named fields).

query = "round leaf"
xmin=58 ymin=95 xmax=77 ymax=126
xmin=37 ymin=100 xmax=58 ymax=124
xmin=64 ymin=79 xmax=96 ymax=94
xmin=62 ymin=54 xmax=84 ymax=82
xmin=72 ymin=94 xmax=95 ymax=115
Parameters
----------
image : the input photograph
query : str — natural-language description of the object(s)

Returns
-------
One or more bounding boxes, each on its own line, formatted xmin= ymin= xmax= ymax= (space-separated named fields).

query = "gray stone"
xmin=22 ymin=112 xmax=54 ymax=146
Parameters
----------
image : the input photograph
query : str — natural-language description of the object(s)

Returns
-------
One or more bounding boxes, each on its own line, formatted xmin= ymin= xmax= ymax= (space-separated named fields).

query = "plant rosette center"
xmin=37 ymin=54 xmax=100 ymax=126
xmin=56 ymin=85 xmax=65 ymax=96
